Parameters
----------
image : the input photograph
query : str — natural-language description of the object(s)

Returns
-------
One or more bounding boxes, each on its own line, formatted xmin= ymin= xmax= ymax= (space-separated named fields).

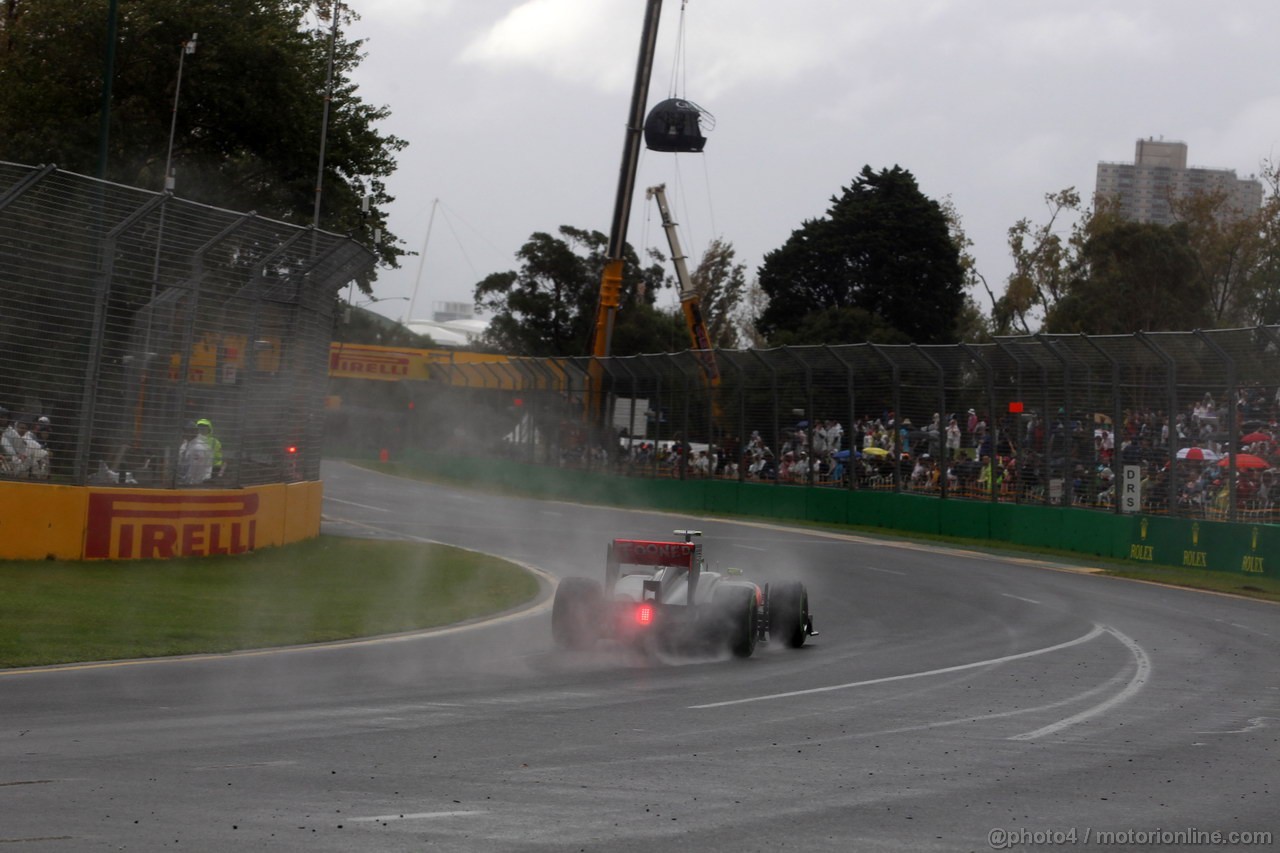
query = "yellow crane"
xmin=588 ymin=0 xmax=714 ymax=419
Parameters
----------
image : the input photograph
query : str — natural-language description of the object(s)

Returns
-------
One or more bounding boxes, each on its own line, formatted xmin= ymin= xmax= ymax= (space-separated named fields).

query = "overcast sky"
xmin=340 ymin=0 xmax=1280 ymax=327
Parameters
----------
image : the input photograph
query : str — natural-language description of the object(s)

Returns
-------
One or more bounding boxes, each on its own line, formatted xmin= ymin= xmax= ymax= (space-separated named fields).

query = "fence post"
xmin=223 ymin=225 xmax=306 ymax=486
xmin=1196 ymin=330 xmax=1239 ymax=522
xmin=867 ymin=345 xmax=903 ymax=493
xmin=0 ymin=164 xmax=56 ymax=212
xmin=913 ymin=345 xmax=947 ymax=499
xmin=1134 ymin=332 xmax=1178 ymax=516
xmin=825 ymin=345 xmax=857 ymax=491
xmin=748 ymin=350 xmax=778 ymax=485
xmin=1035 ymin=334 xmax=1074 ymax=508
xmin=668 ymin=353 xmax=695 ymax=481
xmin=719 ymin=353 xmax=747 ymax=483
xmin=782 ymin=347 xmax=815 ymax=486
xmin=75 ymin=192 xmax=169 ymax=484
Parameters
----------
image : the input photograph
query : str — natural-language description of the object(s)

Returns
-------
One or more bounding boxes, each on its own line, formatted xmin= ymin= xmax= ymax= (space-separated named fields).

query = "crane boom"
xmin=589 ymin=0 xmax=665 ymax=363
xmin=647 ymin=184 xmax=719 ymax=382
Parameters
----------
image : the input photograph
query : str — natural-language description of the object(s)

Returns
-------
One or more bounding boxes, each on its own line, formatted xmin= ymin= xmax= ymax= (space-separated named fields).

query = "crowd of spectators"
xmin=0 ymin=406 xmax=52 ymax=480
xmin=0 ymin=404 xmax=234 ymax=488
xmin=609 ymin=383 xmax=1280 ymax=519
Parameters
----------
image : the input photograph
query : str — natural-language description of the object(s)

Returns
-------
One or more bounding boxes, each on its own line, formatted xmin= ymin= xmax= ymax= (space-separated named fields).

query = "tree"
xmin=687 ymin=237 xmax=747 ymax=349
xmin=953 ymin=295 xmax=994 ymax=344
xmin=1045 ymin=220 xmax=1209 ymax=334
xmin=939 ymin=195 xmax=994 ymax=343
xmin=767 ymin=306 xmax=907 ymax=347
xmin=995 ymin=188 xmax=1086 ymax=335
xmin=731 ymin=278 xmax=768 ymax=349
xmin=0 ymin=0 xmax=404 ymax=287
xmin=1172 ymin=188 xmax=1266 ymax=327
xmin=755 ymin=165 xmax=966 ymax=346
xmin=335 ymin=304 xmax=434 ymax=349
xmin=474 ymin=226 xmax=682 ymax=357
xmin=1238 ymin=157 xmax=1280 ymax=326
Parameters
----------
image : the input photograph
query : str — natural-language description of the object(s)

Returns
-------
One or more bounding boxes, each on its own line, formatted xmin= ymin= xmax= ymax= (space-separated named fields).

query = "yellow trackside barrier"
xmin=0 ymin=482 xmax=91 ymax=560
xmin=0 ymin=480 xmax=324 ymax=561
xmin=285 ymin=480 xmax=324 ymax=541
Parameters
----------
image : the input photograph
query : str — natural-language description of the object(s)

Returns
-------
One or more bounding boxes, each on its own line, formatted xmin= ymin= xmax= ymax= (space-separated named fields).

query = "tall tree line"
xmin=0 ymin=0 xmax=404 ymax=284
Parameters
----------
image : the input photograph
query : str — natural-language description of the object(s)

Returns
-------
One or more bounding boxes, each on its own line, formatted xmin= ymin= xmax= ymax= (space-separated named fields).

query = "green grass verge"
xmin=768 ymin=516 xmax=1280 ymax=602
xmin=349 ymin=458 xmax=1280 ymax=605
xmin=1091 ymin=564 xmax=1280 ymax=601
xmin=0 ymin=535 xmax=541 ymax=669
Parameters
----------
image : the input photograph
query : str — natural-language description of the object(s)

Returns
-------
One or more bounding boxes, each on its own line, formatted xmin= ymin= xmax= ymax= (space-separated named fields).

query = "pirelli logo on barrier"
xmin=328 ymin=343 xmax=431 ymax=381
xmin=330 ymin=350 xmax=409 ymax=379
xmin=85 ymin=492 xmax=260 ymax=559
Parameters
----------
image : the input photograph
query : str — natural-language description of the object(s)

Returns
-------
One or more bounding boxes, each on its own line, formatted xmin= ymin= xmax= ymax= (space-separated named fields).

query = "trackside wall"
xmin=399 ymin=453 xmax=1272 ymax=578
xmin=0 ymin=480 xmax=323 ymax=561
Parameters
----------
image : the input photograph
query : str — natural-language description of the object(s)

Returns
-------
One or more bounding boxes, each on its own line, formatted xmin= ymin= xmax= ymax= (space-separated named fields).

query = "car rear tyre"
xmin=552 ymin=577 xmax=603 ymax=650
xmin=768 ymin=580 xmax=810 ymax=648
xmin=714 ymin=585 xmax=758 ymax=658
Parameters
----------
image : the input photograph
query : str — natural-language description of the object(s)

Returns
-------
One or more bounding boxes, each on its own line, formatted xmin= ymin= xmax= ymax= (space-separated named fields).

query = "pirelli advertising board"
xmin=326 ymin=342 xmax=567 ymax=390
xmin=0 ymin=481 xmax=322 ymax=561
xmin=328 ymin=342 xmax=433 ymax=381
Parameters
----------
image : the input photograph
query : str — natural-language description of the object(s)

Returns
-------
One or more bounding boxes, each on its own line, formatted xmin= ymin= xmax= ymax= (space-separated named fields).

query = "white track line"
xmin=856 ymin=666 xmax=1135 ymax=738
xmin=1001 ymin=593 xmax=1041 ymax=605
xmin=690 ymin=624 xmax=1107 ymax=709
xmin=1009 ymin=625 xmax=1151 ymax=740
xmin=323 ymin=497 xmax=391 ymax=512
xmin=350 ymin=810 xmax=488 ymax=823
xmin=1196 ymin=717 xmax=1272 ymax=735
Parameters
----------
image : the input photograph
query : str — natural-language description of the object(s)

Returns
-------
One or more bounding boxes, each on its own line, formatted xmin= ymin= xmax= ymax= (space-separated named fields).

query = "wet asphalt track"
xmin=1 ymin=461 xmax=1277 ymax=851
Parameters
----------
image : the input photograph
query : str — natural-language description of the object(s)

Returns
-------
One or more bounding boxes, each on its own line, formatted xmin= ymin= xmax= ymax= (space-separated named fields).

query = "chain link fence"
xmin=0 ymin=163 xmax=375 ymax=487
xmin=412 ymin=329 xmax=1280 ymax=525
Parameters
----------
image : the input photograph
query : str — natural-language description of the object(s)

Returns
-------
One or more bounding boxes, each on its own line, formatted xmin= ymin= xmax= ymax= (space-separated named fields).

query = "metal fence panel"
xmin=0 ymin=164 xmax=374 ymax=487
xmin=398 ymin=328 xmax=1278 ymax=525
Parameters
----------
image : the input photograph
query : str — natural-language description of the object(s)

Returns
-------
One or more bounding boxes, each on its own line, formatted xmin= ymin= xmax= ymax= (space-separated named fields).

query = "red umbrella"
xmin=1218 ymin=454 xmax=1271 ymax=470
xmin=1241 ymin=431 xmax=1272 ymax=443
xmin=1177 ymin=446 xmax=1218 ymax=461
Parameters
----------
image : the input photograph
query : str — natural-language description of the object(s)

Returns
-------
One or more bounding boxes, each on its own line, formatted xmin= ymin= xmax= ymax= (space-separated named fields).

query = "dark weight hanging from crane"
xmin=643 ymin=97 xmax=713 ymax=153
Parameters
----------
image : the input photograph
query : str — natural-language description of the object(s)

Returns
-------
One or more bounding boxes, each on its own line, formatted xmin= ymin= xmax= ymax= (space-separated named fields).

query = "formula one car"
xmin=552 ymin=530 xmax=816 ymax=658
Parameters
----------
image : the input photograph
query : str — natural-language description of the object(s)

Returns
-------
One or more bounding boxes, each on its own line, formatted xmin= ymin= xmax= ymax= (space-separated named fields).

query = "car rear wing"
xmin=610 ymin=539 xmax=697 ymax=568
xmin=606 ymin=531 xmax=702 ymax=603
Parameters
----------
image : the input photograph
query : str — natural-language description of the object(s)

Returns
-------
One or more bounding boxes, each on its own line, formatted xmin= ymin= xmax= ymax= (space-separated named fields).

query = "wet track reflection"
xmin=1 ymin=461 xmax=1276 ymax=851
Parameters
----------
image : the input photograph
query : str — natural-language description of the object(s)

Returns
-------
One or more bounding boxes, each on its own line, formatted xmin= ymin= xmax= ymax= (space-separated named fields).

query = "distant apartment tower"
xmin=1094 ymin=139 xmax=1262 ymax=225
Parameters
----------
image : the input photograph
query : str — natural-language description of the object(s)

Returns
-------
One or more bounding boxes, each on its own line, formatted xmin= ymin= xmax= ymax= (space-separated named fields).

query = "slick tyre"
xmin=767 ymin=580 xmax=810 ymax=649
xmin=714 ymin=585 xmax=758 ymax=659
xmin=552 ymin=577 xmax=603 ymax=650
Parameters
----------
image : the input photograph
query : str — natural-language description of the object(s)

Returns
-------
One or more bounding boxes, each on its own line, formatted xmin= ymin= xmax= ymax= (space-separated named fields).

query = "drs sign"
xmin=1121 ymin=465 xmax=1141 ymax=514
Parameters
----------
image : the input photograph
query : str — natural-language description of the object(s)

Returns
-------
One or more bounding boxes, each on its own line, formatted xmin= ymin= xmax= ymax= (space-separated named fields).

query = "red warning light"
xmin=286 ymin=445 xmax=298 ymax=455
xmin=513 ymin=397 xmax=523 ymax=407
xmin=636 ymin=603 xmax=654 ymax=625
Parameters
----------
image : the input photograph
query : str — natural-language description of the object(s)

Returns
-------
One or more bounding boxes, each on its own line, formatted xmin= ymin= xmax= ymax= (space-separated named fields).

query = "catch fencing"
xmin=423 ymin=329 xmax=1280 ymax=525
xmin=0 ymin=163 xmax=375 ymax=488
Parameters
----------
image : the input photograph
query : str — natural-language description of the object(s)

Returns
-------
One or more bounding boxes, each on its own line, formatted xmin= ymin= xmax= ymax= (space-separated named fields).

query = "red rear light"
xmin=286 ymin=445 xmax=298 ymax=455
xmin=636 ymin=603 xmax=654 ymax=625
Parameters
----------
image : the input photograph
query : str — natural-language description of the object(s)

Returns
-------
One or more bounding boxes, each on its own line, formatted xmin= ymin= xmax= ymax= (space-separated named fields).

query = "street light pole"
xmin=148 ymin=33 xmax=197 ymax=359
xmin=96 ymin=0 xmax=120 ymax=179
xmin=162 ymin=33 xmax=198 ymax=192
xmin=312 ymin=0 xmax=340 ymax=229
